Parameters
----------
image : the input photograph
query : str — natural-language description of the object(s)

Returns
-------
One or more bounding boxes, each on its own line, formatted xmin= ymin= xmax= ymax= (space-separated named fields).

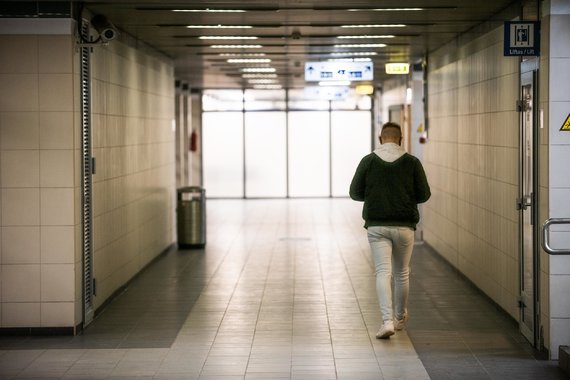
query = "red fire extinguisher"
xmin=190 ymin=130 xmax=198 ymax=152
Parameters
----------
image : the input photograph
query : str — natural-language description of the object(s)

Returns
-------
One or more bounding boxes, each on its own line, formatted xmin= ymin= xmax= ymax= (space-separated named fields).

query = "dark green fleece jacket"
xmin=349 ymin=152 xmax=431 ymax=229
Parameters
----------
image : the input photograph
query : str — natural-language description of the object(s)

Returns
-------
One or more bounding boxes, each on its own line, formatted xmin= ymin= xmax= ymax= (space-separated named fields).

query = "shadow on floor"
xmin=407 ymin=243 xmax=567 ymax=380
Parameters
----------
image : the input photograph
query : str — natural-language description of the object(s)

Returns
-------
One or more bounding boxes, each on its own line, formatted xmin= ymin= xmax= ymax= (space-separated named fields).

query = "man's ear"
xmin=379 ymin=137 xmax=383 ymax=144
xmin=398 ymin=137 xmax=402 ymax=146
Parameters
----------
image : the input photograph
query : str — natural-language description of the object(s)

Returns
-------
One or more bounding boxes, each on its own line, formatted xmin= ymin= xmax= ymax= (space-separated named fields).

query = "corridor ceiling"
xmin=82 ymin=0 xmax=520 ymax=90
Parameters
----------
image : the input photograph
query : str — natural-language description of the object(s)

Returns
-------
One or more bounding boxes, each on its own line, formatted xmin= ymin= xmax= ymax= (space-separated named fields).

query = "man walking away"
xmin=349 ymin=122 xmax=431 ymax=339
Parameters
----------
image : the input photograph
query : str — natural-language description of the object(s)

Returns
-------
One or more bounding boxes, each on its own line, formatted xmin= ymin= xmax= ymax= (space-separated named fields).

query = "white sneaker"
xmin=394 ymin=313 xmax=409 ymax=331
xmin=376 ymin=321 xmax=395 ymax=339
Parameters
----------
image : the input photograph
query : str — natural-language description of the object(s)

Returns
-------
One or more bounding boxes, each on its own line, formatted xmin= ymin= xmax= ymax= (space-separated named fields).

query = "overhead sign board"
xmin=504 ymin=21 xmax=540 ymax=56
xmin=305 ymin=61 xmax=373 ymax=82
xmin=385 ymin=63 xmax=409 ymax=75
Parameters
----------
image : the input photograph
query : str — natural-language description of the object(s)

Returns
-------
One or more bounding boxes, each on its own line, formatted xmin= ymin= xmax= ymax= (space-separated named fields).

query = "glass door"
xmin=288 ymin=111 xmax=330 ymax=197
xmin=202 ymin=112 xmax=244 ymax=197
xmin=245 ymin=112 xmax=287 ymax=197
xmin=518 ymin=64 xmax=539 ymax=346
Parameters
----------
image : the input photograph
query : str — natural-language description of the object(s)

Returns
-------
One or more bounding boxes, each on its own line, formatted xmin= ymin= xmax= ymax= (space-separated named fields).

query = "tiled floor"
xmin=0 ymin=199 xmax=566 ymax=379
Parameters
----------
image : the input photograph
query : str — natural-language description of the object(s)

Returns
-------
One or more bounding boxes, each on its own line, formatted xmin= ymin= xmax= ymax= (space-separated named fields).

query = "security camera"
xmin=91 ymin=15 xmax=119 ymax=42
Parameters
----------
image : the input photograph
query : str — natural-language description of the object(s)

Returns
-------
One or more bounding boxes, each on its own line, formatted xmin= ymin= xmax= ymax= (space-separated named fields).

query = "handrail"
xmin=541 ymin=218 xmax=570 ymax=255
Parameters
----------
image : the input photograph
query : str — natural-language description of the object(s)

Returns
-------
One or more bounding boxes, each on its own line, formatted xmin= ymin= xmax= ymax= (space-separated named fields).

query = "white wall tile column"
xmin=0 ymin=19 xmax=79 ymax=330
xmin=543 ymin=0 xmax=570 ymax=360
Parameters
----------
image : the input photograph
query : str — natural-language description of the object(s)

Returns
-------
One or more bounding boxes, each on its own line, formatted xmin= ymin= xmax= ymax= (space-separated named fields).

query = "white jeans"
xmin=367 ymin=226 xmax=415 ymax=323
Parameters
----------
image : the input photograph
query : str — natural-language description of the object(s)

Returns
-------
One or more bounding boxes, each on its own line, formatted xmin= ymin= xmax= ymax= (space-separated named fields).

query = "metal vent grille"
xmin=80 ymin=19 xmax=94 ymax=327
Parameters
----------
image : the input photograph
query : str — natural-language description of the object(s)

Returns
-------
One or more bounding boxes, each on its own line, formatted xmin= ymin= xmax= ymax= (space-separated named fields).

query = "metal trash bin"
xmin=177 ymin=187 xmax=206 ymax=248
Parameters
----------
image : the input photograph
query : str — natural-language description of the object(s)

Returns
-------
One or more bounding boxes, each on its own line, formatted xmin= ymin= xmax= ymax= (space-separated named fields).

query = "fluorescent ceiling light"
xmin=186 ymin=25 xmax=253 ymax=29
xmin=227 ymin=58 xmax=271 ymax=63
xmin=253 ymin=84 xmax=282 ymax=89
xmin=337 ymin=35 xmax=395 ymax=39
xmin=242 ymin=73 xmax=277 ymax=78
xmin=327 ymin=58 xmax=372 ymax=62
xmin=242 ymin=67 xmax=276 ymax=72
xmin=173 ymin=9 xmax=246 ymax=13
xmin=341 ymin=24 xmax=406 ymax=28
xmin=199 ymin=36 xmax=258 ymax=40
xmin=210 ymin=45 xmax=263 ymax=48
xmin=319 ymin=81 xmax=351 ymax=86
xmin=330 ymin=51 xmax=377 ymax=56
xmin=220 ymin=53 xmax=266 ymax=57
xmin=348 ymin=8 xmax=423 ymax=11
xmin=248 ymin=79 xmax=278 ymax=84
xmin=334 ymin=43 xmax=387 ymax=48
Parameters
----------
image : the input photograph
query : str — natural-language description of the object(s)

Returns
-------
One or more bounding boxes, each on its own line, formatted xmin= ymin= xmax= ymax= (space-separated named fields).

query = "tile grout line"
xmin=315 ymin=220 xmax=339 ymax=380
xmin=328 ymin=222 xmax=384 ymax=376
xmin=196 ymin=205 xmax=267 ymax=379
xmin=244 ymin=221 xmax=281 ymax=379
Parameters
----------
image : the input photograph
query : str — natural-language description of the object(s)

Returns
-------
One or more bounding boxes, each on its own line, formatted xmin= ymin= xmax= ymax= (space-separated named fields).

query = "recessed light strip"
xmin=248 ymin=79 xmax=278 ymax=84
xmin=210 ymin=45 xmax=263 ymax=48
xmin=173 ymin=9 xmax=246 ymax=13
xmin=242 ymin=68 xmax=276 ymax=72
xmin=327 ymin=58 xmax=372 ymax=62
xmin=220 ymin=53 xmax=266 ymax=57
xmin=186 ymin=25 xmax=253 ymax=29
xmin=341 ymin=24 xmax=406 ymax=28
xmin=227 ymin=58 xmax=271 ymax=63
xmin=253 ymin=84 xmax=282 ymax=89
xmin=334 ymin=43 xmax=386 ymax=48
xmin=199 ymin=36 xmax=258 ymax=40
xmin=330 ymin=52 xmax=377 ymax=56
xmin=347 ymin=8 xmax=423 ymax=11
xmin=337 ymin=35 xmax=395 ymax=39
xmin=242 ymin=73 xmax=278 ymax=78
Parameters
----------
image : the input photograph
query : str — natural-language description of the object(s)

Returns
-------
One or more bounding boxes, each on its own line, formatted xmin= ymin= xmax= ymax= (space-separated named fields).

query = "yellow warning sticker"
xmin=561 ymin=113 xmax=570 ymax=131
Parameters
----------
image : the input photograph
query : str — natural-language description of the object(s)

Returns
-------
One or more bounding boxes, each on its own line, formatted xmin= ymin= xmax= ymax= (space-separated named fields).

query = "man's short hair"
xmin=381 ymin=122 xmax=402 ymax=139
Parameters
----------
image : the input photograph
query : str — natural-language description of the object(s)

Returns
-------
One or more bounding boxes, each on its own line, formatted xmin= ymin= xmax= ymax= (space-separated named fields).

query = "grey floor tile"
xmin=1 ymin=200 xmax=567 ymax=379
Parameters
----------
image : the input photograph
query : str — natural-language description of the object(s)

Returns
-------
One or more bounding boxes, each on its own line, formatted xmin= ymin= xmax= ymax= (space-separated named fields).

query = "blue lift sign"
xmin=504 ymin=21 xmax=540 ymax=56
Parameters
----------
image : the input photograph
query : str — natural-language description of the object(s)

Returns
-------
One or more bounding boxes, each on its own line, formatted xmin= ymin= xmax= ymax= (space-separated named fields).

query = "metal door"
xmin=79 ymin=18 xmax=95 ymax=328
xmin=517 ymin=62 xmax=539 ymax=345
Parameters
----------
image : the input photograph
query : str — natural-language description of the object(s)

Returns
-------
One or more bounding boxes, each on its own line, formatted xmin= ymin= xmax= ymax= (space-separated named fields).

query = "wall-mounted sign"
xmin=305 ymin=61 xmax=373 ymax=82
xmin=385 ymin=63 xmax=409 ymax=75
xmin=561 ymin=113 xmax=570 ymax=131
xmin=504 ymin=21 xmax=540 ymax=56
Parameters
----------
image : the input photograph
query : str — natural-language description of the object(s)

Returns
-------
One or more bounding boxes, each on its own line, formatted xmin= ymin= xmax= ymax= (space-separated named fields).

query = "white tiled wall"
xmin=542 ymin=0 xmax=570 ymax=359
xmin=90 ymin=40 xmax=175 ymax=309
xmin=425 ymin=2 xmax=570 ymax=358
xmin=0 ymin=22 xmax=175 ymax=330
xmin=0 ymin=32 xmax=79 ymax=328
xmin=423 ymin=27 xmax=521 ymax=318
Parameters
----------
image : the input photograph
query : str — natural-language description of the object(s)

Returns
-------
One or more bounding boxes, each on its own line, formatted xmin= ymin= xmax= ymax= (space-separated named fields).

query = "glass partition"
xmin=201 ymin=89 xmax=372 ymax=198
xmin=331 ymin=111 xmax=372 ymax=197
xmin=202 ymin=112 xmax=244 ymax=197
xmin=288 ymin=88 xmax=329 ymax=110
xmin=288 ymin=111 xmax=330 ymax=197
xmin=244 ymin=89 xmax=286 ymax=110
xmin=203 ymin=90 xmax=243 ymax=111
xmin=245 ymin=112 xmax=287 ymax=197
xmin=331 ymin=93 xmax=372 ymax=110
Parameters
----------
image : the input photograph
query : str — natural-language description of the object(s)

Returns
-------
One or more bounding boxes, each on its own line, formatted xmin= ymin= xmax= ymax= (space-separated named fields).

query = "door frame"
xmin=518 ymin=58 xmax=540 ymax=347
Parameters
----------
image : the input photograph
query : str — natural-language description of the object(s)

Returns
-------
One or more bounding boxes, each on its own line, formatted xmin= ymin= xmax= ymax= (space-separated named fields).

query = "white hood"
xmin=373 ymin=143 xmax=406 ymax=163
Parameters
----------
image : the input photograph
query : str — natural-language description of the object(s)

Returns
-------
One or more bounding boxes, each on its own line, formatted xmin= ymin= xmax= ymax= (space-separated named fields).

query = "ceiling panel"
xmin=82 ymin=0 xmax=519 ymax=89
